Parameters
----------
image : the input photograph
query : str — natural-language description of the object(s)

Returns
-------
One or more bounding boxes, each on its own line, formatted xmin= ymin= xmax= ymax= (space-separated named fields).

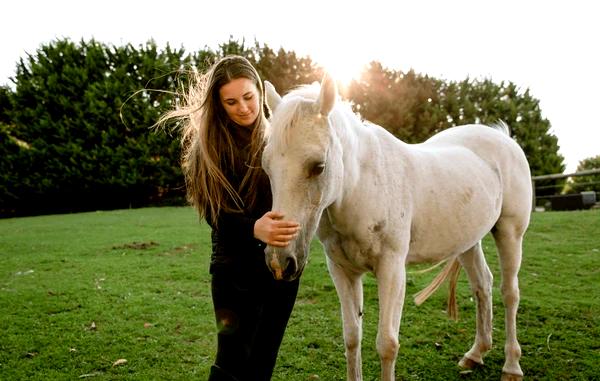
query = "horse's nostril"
xmin=283 ymin=256 xmax=297 ymax=278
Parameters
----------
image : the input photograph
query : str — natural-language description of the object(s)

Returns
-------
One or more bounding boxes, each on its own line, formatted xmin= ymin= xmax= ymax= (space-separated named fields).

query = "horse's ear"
xmin=317 ymin=73 xmax=336 ymax=116
xmin=264 ymin=81 xmax=282 ymax=113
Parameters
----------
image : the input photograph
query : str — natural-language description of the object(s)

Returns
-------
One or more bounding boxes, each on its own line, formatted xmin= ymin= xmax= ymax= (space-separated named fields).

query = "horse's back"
xmin=403 ymin=124 xmax=531 ymax=260
xmin=422 ymin=124 xmax=531 ymax=192
xmin=423 ymin=124 xmax=531 ymax=211
xmin=423 ymin=124 xmax=519 ymax=160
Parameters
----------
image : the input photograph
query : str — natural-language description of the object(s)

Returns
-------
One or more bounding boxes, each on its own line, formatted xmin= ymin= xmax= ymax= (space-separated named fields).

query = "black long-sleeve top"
xmin=207 ymin=123 xmax=272 ymax=272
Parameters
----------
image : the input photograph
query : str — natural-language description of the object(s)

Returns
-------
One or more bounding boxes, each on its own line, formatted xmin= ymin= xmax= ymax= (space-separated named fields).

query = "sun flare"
xmin=317 ymin=55 xmax=368 ymax=89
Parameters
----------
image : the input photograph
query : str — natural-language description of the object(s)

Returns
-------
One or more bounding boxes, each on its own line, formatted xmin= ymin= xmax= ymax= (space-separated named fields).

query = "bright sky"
xmin=2 ymin=0 xmax=598 ymax=173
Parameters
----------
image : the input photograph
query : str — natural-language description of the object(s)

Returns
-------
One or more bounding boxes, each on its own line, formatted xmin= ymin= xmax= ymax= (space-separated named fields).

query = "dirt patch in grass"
xmin=112 ymin=241 xmax=160 ymax=250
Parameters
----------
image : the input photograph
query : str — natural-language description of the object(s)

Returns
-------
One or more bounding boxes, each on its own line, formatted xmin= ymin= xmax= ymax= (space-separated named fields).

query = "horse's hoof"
xmin=501 ymin=372 xmax=523 ymax=381
xmin=458 ymin=357 xmax=482 ymax=369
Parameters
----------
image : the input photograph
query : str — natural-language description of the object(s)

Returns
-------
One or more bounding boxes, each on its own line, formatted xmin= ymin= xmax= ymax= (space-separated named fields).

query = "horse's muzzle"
xmin=265 ymin=248 xmax=300 ymax=281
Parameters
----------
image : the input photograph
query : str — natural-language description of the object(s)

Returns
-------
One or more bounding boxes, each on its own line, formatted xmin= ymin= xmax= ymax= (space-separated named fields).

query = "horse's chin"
xmin=281 ymin=270 xmax=303 ymax=282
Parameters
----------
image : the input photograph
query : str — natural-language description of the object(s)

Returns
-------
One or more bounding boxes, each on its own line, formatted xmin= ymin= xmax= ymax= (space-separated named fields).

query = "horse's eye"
xmin=308 ymin=162 xmax=325 ymax=178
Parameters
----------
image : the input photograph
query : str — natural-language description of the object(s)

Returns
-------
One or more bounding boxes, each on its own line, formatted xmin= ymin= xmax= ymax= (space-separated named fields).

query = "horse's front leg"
xmin=375 ymin=252 xmax=406 ymax=381
xmin=326 ymin=257 xmax=364 ymax=381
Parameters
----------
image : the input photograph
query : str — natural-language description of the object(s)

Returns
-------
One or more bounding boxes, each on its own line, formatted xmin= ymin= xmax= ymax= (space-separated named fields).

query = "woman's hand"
xmin=254 ymin=211 xmax=300 ymax=247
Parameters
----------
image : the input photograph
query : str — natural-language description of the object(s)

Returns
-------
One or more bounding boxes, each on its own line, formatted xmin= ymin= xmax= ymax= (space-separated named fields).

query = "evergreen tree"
xmin=347 ymin=62 xmax=449 ymax=143
xmin=195 ymin=38 xmax=321 ymax=93
xmin=438 ymin=78 xmax=565 ymax=177
xmin=0 ymin=83 xmax=22 ymax=213
xmin=0 ymin=37 xmax=569 ymax=216
xmin=347 ymin=67 xmax=565 ymax=195
xmin=2 ymin=39 xmax=187 ymax=215
xmin=438 ymin=78 xmax=565 ymax=195
xmin=253 ymin=44 xmax=321 ymax=94
xmin=0 ymin=85 xmax=10 ymax=124
xmin=567 ymin=155 xmax=600 ymax=193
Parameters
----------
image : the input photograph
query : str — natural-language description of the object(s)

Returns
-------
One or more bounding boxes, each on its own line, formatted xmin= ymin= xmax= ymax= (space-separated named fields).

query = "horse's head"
xmin=262 ymin=74 xmax=344 ymax=281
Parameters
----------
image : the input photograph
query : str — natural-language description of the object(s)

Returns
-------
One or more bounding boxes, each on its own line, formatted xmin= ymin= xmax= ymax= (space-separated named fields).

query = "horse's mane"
xmin=265 ymin=83 xmax=359 ymax=150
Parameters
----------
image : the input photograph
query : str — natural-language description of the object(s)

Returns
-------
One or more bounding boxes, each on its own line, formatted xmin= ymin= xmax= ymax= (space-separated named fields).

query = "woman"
xmin=160 ymin=55 xmax=301 ymax=380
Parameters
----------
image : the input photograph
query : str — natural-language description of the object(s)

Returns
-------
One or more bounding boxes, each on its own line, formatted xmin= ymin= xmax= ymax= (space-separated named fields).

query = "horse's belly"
xmin=406 ymin=199 xmax=500 ymax=263
xmin=406 ymin=235 xmax=478 ymax=264
xmin=405 ymin=155 xmax=503 ymax=263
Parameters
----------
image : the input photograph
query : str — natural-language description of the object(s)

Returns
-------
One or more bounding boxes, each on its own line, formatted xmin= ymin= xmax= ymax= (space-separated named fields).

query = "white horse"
xmin=261 ymin=74 xmax=531 ymax=381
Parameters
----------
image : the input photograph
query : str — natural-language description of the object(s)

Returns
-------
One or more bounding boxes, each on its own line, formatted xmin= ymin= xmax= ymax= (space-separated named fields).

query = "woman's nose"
xmin=238 ymin=101 xmax=249 ymax=113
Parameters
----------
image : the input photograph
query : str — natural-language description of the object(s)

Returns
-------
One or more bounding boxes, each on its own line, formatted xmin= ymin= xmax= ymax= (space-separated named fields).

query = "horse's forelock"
xmin=265 ymin=84 xmax=321 ymax=150
xmin=265 ymin=83 xmax=360 ymax=155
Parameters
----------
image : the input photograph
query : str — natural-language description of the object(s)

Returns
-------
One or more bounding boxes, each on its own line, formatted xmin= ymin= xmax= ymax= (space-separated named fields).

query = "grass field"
xmin=1 ymin=207 xmax=598 ymax=380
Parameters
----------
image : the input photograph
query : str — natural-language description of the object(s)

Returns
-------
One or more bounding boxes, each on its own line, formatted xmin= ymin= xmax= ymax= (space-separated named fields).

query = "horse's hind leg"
xmin=458 ymin=241 xmax=494 ymax=368
xmin=493 ymin=218 xmax=525 ymax=381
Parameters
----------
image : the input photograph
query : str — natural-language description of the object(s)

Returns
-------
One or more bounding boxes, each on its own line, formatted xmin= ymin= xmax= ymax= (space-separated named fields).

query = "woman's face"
xmin=219 ymin=77 xmax=260 ymax=127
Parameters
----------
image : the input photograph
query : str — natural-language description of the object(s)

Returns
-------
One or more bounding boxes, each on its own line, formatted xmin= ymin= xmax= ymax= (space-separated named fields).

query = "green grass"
xmin=1 ymin=207 xmax=599 ymax=380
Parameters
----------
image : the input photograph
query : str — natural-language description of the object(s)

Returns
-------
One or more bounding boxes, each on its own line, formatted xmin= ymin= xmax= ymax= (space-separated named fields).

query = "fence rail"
xmin=531 ymin=168 xmax=600 ymax=181
xmin=531 ymin=168 xmax=600 ymax=211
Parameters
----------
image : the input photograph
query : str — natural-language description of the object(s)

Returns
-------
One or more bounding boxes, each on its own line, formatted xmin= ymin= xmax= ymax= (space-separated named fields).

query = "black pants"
xmin=208 ymin=261 xmax=299 ymax=381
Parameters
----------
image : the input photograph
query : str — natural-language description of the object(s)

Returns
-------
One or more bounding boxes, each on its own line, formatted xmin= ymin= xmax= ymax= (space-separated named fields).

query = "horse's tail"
xmin=413 ymin=257 xmax=462 ymax=321
xmin=491 ymin=120 xmax=511 ymax=136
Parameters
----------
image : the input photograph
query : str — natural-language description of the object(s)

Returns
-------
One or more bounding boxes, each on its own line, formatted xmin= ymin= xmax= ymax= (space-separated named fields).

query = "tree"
xmin=1 ymin=39 xmax=188 ymax=216
xmin=0 ymin=85 xmax=10 ymax=124
xmin=1 ymin=37 xmax=568 ymax=216
xmin=438 ymin=78 xmax=565 ymax=177
xmin=252 ymin=44 xmax=321 ymax=94
xmin=347 ymin=67 xmax=565 ymax=196
xmin=346 ymin=62 xmax=442 ymax=143
xmin=195 ymin=38 xmax=321 ymax=95
xmin=0 ymin=120 xmax=26 ymax=215
xmin=438 ymin=78 xmax=565 ymax=196
xmin=0 ymin=37 xmax=324 ymax=216
xmin=566 ymin=155 xmax=600 ymax=193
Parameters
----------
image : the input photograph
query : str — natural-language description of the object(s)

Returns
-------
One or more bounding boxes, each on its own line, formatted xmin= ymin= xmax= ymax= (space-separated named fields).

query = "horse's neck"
xmin=333 ymin=110 xmax=392 ymax=184
xmin=332 ymin=109 xmax=364 ymax=169
xmin=332 ymin=108 xmax=414 ymax=201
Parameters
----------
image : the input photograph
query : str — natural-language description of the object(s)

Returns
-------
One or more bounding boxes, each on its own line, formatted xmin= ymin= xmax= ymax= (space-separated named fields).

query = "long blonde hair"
xmin=158 ymin=55 xmax=269 ymax=225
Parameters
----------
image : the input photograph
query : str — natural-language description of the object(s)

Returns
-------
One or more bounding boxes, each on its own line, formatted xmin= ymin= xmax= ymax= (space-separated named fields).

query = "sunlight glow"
xmin=317 ymin=55 xmax=368 ymax=89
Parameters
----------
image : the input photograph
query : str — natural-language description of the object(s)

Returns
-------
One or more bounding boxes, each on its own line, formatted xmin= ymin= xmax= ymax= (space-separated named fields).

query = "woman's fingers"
xmin=267 ymin=231 xmax=299 ymax=247
xmin=266 ymin=210 xmax=285 ymax=220
xmin=273 ymin=221 xmax=300 ymax=230
xmin=268 ymin=212 xmax=299 ymax=226
xmin=275 ymin=232 xmax=298 ymax=241
xmin=269 ymin=240 xmax=289 ymax=248
xmin=274 ymin=228 xmax=299 ymax=240
xmin=256 ymin=211 xmax=301 ymax=247
xmin=274 ymin=226 xmax=300 ymax=235
xmin=270 ymin=234 xmax=298 ymax=245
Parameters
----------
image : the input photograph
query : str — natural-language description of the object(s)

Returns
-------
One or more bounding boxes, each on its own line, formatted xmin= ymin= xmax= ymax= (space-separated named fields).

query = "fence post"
xmin=531 ymin=179 xmax=536 ymax=212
